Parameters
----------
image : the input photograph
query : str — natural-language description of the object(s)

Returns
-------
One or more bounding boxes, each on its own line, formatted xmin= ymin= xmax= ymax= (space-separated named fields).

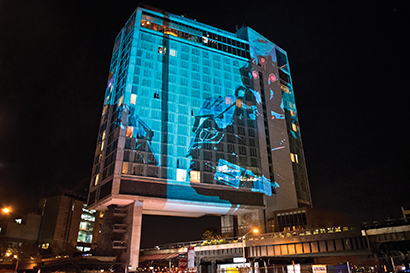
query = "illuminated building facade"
xmin=87 ymin=4 xmax=311 ymax=269
xmin=38 ymin=193 xmax=99 ymax=254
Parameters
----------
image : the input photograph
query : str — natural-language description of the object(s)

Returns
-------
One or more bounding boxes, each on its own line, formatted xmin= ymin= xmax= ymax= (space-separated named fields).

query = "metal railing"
xmin=141 ymin=236 xmax=244 ymax=251
xmin=141 ymin=225 xmax=356 ymax=251
xmin=360 ymin=217 xmax=409 ymax=229
xmin=141 ymin=218 xmax=410 ymax=252
xmin=246 ymin=225 xmax=356 ymax=242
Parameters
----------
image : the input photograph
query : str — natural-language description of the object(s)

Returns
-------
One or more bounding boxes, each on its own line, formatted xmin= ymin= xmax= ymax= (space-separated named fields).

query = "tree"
xmin=202 ymin=228 xmax=221 ymax=240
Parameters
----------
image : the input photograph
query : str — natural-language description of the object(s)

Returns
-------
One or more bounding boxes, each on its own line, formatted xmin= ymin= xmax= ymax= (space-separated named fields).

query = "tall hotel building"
xmin=87 ymin=5 xmax=311 ymax=269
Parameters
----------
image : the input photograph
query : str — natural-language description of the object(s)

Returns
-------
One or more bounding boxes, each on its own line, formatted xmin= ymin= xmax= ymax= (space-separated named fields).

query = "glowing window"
xmin=118 ymin=95 xmax=124 ymax=107
xmin=170 ymin=49 xmax=177 ymax=57
xmin=94 ymin=174 xmax=99 ymax=185
xmin=81 ymin=213 xmax=95 ymax=222
xmin=102 ymin=105 xmax=108 ymax=115
xmin=290 ymin=110 xmax=295 ymax=116
xmin=126 ymin=126 xmax=133 ymax=138
xmin=190 ymin=171 xmax=201 ymax=183
xmin=292 ymin=124 xmax=298 ymax=132
xmin=122 ymin=162 xmax=129 ymax=174
xmin=236 ymin=99 xmax=243 ymax=108
xmin=177 ymin=169 xmax=187 ymax=181
xmin=77 ymin=230 xmax=93 ymax=243
xmin=130 ymin=94 xmax=137 ymax=104
xmin=100 ymin=141 xmax=104 ymax=151
xmin=280 ymin=84 xmax=290 ymax=93
xmin=102 ymin=130 xmax=106 ymax=140
xmin=290 ymin=153 xmax=299 ymax=163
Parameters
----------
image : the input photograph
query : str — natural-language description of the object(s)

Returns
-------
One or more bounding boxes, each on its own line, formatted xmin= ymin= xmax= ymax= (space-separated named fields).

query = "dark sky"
xmin=0 ymin=0 xmax=408 ymax=245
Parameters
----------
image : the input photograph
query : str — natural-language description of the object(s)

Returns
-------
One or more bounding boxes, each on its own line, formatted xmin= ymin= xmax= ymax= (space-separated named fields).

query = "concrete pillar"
xmin=196 ymin=257 xmax=202 ymax=273
xmin=95 ymin=205 xmax=116 ymax=256
xmin=122 ymin=201 xmax=143 ymax=272
xmin=249 ymin=260 xmax=255 ymax=273
xmin=211 ymin=260 xmax=217 ymax=273
xmin=221 ymin=215 xmax=235 ymax=237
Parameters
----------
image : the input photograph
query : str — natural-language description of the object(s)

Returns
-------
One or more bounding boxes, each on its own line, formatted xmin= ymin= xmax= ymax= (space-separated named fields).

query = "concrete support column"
xmin=211 ymin=260 xmax=216 ymax=273
xmin=221 ymin=215 xmax=235 ymax=237
xmin=196 ymin=257 xmax=202 ymax=273
xmin=123 ymin=201 xmax=143 ymax=272
xmin=249 ymin=260 xmax=254 ymax=273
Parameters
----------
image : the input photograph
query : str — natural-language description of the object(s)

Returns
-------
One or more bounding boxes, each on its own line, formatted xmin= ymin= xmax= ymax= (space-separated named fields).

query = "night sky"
xmin=0 ymin=0 xmax=408 ymax=246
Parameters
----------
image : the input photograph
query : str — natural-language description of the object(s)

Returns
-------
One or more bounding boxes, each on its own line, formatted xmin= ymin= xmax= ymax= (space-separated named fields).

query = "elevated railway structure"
xmin=139 ymin=219 xmax=410 ymax=272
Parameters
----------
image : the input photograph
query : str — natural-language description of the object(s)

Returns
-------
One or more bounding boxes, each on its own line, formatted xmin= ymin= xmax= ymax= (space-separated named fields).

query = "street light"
xmin=1 ymin=207 xmax=11 ymax=214
xmin=242 ymin=228 xmax=259 ymax=271
xmin=14 ymin=254 xmax=19 ymax=273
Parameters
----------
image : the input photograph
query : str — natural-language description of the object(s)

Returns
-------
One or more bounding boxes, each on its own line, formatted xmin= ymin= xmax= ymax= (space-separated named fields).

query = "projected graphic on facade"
xmin=87 ymin=8 xmax=314 ymax=272
xmin=89 ymin=8 xmax=311 ymax=209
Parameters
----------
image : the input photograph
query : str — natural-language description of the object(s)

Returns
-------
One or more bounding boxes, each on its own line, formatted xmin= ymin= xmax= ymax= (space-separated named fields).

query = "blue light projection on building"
xmin=88 ymin=6 xmax=310 ymax=213
xmin=87 ymin=7 xmax=312 ymax=270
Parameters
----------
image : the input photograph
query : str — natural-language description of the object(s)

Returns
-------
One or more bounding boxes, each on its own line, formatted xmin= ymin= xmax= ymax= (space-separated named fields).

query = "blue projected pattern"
xmin=125 ymin=105 xmax=159 ymax=166
xmin=215 ymin=159 xmax=278 ymax=196
xmin=247 ymin=28 xmax=301 ymax=140
xmin=95 ymin=13 xmax=309 ymax=204
xmin=121 ymin=27 xmax=282 ymax=196
xmin=184 ymin=30 xmax=282 ymax=196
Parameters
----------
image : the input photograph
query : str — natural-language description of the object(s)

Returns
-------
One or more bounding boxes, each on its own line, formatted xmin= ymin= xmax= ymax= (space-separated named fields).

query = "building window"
xmin=280 ymin=84 xmax=290 ymax=94
xmin=130 ymin=94 xmax=137 ymax=104
xmin=77 ymin=205 xmax=96 ymax=245
xmin=126 ymin=126 xmax=133 ymax=138
xmin=77 ymin=230 xmax=93 ymax=244
xmin=190 ymin=170 xmax=201 ymax=183
xmin=290 ymin=153 xmax=299 ymax=163
xmin=292 ymin=123 xmax=298 ymax=132
xmin=118 ymin=95 xmax=124 ymax=107
xmin=177 ymin=169 xmax=187 ymax=181
xmin=122 ymin=162 xmax=129 ymax=174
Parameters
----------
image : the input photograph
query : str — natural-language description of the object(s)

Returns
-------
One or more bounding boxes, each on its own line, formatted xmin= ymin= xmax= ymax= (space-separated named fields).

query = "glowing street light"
xmin=242 ymin=228 xmax=259 ymax=270
xmin=14 ymin=254 xmax=19 ymax=272
xmin=245 ymin=228 xmax=259 ymax=236
xmin=1 ymin=207 xmax=11 ymax=214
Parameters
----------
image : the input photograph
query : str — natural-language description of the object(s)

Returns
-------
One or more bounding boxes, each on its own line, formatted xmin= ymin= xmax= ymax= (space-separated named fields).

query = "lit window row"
xmin=290 ymin=153 xmax=299 ymax=163
xmin=140 ymin=14 xmax=249 ymax=58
